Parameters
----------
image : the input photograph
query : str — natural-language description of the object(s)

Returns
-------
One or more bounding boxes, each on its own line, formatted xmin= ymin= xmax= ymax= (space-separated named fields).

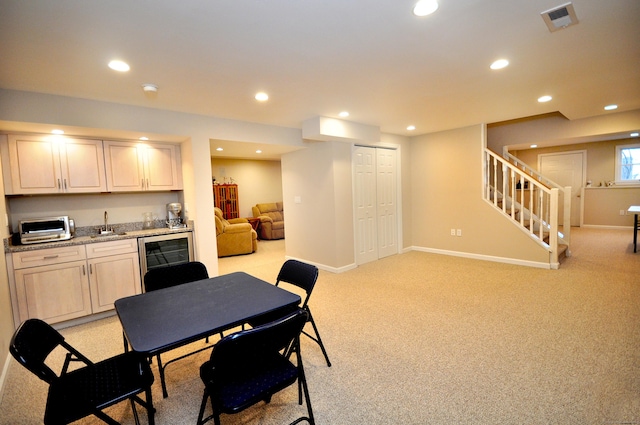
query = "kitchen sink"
xmin=90 ymin=232 xmax=127 ymax=238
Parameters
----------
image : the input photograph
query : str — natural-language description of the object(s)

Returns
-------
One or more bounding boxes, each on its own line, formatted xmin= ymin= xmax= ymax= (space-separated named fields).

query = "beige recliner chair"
xmin=252 ymin=202 xmax=284 ymax=240
xmin=214 ymin=207 xmax=258 ymax=257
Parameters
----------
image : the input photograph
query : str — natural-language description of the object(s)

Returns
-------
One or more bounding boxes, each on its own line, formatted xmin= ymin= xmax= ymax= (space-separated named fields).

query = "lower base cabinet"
xmin=10 ymin=239 xmax=141 ymax=326
xmin=14 ymin=260 xmax=91 ymax=324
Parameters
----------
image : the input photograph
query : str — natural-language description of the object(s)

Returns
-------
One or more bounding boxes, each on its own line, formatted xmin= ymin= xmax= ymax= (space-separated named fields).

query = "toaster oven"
xmin=18 ymin=216 xmax=75 ymax=244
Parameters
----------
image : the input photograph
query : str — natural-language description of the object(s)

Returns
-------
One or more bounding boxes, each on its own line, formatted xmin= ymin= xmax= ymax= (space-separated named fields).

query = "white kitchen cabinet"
xmin=11 ymin=245 xmax=91 ymax=324
xmin=2 ymin=134 xmax=106 ymax=194
xmin=104 ymin=140 xmax=182 ymax=191
xmin=86 ymin=239 xmax=141 ymax=313
xmin=9 ymin=239 xmax=141 ymax=326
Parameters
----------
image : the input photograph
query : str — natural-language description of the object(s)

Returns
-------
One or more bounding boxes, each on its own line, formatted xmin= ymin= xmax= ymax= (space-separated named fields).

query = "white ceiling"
xmin=0 ymin=0 xmax=639 ymax=156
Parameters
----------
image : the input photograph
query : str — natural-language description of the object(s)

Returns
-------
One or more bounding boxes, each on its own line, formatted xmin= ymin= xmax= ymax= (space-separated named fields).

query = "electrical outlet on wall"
xmin=450 ymin=229 xmax=456 ymax=236
xmin=620 ymin=209 xmax=625 ymax=215
xmin=456 ymin=229 xmax=462 ymax=237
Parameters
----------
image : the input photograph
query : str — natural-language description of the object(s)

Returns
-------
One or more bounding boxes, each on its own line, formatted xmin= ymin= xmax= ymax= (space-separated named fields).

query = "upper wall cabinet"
xmin=2 ymin=135 xmax=107 ymax=195
xmin=103 ymin=141 xmax=183 ymax=192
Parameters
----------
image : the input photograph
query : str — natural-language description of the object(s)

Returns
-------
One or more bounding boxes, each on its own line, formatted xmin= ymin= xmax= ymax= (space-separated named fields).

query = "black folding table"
xmin=115 ymin=271 xmax=301 ymax=397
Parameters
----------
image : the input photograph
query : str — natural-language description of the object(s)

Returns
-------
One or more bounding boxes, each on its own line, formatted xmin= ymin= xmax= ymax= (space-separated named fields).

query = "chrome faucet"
xmin=102 ymin=211 xmax=113 ymax=234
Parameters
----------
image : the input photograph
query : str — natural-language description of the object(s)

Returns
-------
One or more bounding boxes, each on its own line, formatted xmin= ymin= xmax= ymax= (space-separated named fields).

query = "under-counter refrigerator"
xmin=138 ymin=232 xmax=194 ymax=281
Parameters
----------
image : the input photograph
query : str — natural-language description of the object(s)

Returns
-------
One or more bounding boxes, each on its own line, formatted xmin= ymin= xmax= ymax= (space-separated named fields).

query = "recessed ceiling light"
xmin=631 ymin=132 xmax=639 ymax=137
xmin=490 ymin=59 xmax=509 ymax=70
xmin=530 ymin=144 xmax=538 ymax=148
xmin=407 ymin=125 xmax=416 ymax=131
xmin=538 ymin=95 xmax=552 ymax=103
xmin=142 ymin=83 xmax=158 ymax=93
xmin=339 ymin=111 xmax=349 ymax=118
xmin=51 ymin=129 xmax=64 ymax=135
xmin=604 ymin=104 xmax=618 ymax=111
xmin=139 ymin=136 xmax=149 ymax=141
xmin=256 ymin=150 xmax=262 ymax=154
xmin=255 ymin=92 xmax=269 ymax=101
xmin=216 ymin=147 xmax=223 ymax=152
xmin=108 ymin=60 xmax=130 ymax=72
xmin=413 ymin=0 xmax=439 ymax=16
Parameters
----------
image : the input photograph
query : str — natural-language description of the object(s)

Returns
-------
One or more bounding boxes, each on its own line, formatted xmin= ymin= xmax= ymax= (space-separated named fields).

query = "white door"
xmin=539 ymin=151 xmax=585 ymax=226
xmin=377 ymin=148 xmax=397 ymax=258
xmin=354 ymin=146 xmax=398 ymax=265
xmin=354 ymin=146 xmax=378 ymax=265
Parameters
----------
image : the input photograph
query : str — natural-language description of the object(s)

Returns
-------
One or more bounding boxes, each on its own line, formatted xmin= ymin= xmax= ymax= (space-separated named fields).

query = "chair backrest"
xmin=9 ymin=319 xmax=78 ymax=384
xmin=208 ymin=308 xmax=308 ymax=375
xmin=276 ymin=260 xmax=318 ymax=307
xmin=144 ymin=261 xmax=209 ymax=292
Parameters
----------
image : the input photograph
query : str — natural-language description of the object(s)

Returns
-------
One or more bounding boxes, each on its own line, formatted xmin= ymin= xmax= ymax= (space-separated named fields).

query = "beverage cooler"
xmin=138 ymin=232 xmax=194 ymax=280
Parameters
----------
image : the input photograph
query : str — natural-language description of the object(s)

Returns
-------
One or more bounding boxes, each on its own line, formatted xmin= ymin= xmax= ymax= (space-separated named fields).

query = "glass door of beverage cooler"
xmin=138 ymin=232 xmax=194 ymax=282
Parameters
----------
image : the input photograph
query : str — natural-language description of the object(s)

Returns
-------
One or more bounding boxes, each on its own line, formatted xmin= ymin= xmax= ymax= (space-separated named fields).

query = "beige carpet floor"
xmin=1 ymin=229 xmax=638 ymax=424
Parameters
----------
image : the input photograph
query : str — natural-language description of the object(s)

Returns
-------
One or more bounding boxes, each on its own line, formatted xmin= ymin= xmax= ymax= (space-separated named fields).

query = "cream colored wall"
xmin=410 ymin=125 xmax=549 ymax=263
xmin=583 ymin=187 xmax=640 ymax=227
xmin=509 ymin=138 xmax=638 ymax=227
xmin=282 ymin=141 xmax=355 ymax=270
xmin=0 ymin=135 xmax=12 ymax=388
xmin=487 ymin=109 xmax=640 ymax=150
xmin=210 ymin=158 xmax=283 ymax=218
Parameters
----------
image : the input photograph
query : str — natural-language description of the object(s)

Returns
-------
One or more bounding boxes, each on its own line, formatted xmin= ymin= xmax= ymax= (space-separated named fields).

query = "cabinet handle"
xmin=82 ymin=265 xmax=86 ymax=275
xmin=141 ymin=179 xmax=145 ymax=189
xmin=64 ymin=179 xmax=67 ymax=190
xmin=57 ymin=179 xmax=61 ymax=190
xmin=43 ymin=255 xmax=59 ymax=260
xmin=89 ymin=264 xmax=93 ymax=274
xmin=146 ymin=178 xmax=149 ymax=190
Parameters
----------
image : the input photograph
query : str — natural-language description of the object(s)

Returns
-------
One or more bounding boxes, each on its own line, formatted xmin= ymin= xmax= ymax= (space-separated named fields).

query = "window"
xmin=615 ymin=143 xmax=640 ymax=184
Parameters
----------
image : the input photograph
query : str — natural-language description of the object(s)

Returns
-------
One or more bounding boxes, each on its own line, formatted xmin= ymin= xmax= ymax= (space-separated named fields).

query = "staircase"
xmin=484 ymin=148 xmax=571 ymax=268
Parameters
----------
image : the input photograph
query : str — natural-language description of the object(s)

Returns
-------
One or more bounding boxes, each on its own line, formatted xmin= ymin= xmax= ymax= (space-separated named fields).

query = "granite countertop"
xmin=5 ymin=221 xmax=194 ymax=253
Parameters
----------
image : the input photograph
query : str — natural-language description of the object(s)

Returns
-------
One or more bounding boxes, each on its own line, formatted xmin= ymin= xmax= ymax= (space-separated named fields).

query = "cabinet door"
xmin=7 ymin=135 xmax=62 ymax=194
xmin=104 ymin=141 xmax=145 ymax=191
xmin=144 ymin=143 xmax=183 ymax=190
xmin=14 ymin=260 xmax=91 ymax=324
xmin=88 ymin=252 xmax=141 ymax=313
xmin=59 ymin=139 xmax=107 ymax=192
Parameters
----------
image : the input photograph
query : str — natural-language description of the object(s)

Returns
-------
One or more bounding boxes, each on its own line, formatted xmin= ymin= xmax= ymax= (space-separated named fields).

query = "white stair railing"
xmin=484 ymin=148 xmax=571 ymax=266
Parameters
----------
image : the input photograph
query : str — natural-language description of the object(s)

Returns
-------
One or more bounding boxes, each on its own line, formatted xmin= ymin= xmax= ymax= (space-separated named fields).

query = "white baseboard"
xmin=284 ymin=255 xmax=357 ymax=274
xmin=581 ymin=224 xmax=633 ymax=230
xmin=411 ymin=246 xmax=552 ymax=269
xmin=0 ymin=351 xmax=11 ymax=403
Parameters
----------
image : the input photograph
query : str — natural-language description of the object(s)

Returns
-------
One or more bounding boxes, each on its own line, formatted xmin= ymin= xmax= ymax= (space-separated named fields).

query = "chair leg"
xmin=304 ymin=312 xmax=331 ymax=367
xmin=130 ymin=398 xmax=141 ymax=425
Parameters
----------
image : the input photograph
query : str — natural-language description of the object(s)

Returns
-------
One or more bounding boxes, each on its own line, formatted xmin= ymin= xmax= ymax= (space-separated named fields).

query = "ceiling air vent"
xmin=541 ymin=2 xmax=579 ymax=32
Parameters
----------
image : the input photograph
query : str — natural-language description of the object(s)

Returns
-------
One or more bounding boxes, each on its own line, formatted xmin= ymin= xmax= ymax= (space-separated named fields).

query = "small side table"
xmin=247 ymin=217 xmax=261 ymax=240
xmin=629 ymin=206 xmax=640 ymax=253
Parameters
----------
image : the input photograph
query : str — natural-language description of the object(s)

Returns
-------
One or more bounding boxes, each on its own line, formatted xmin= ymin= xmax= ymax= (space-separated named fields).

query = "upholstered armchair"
xmin=251 ymin=202 xmax=284 ymax=240
xmin=214 ymin=207 xmax=257 ymax=257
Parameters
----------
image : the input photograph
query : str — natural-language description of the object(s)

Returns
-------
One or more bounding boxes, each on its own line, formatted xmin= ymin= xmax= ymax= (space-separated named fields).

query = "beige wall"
xmin=0 ymin=135 xmax=11 ymax=389
xmin=282 ymin=141 xmax=355 ymax=270
xmin=410 ymin=124 xmax=550 ymax=263
xmin=210 ymin=158 xmax=283 ymax=218
xmin=583 ymin=187 xmax=640 ymax=227
xmin=487 ymin=109 xmax=640 ymax=151
xmin=509 ymin=139 xmax=639 ymax=227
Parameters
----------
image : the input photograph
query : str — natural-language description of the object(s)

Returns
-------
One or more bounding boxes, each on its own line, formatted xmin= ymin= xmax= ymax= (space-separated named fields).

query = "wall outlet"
xmin=450 ymin=228 xmax=456 ymax=236
xmin=456 ymin=229 xmax=462 ymax=237
xmin=620 ymin=209 xmax=625 ymax=215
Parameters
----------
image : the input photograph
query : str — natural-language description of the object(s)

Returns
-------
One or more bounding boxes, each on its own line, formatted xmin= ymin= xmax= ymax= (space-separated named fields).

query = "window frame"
xmin=615 ymin=143 xmax=640 ymax=185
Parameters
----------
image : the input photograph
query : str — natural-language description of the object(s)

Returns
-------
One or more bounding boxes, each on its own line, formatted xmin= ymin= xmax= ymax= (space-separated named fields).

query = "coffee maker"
xmin=166 ymin=203 xmax=186 ymax=229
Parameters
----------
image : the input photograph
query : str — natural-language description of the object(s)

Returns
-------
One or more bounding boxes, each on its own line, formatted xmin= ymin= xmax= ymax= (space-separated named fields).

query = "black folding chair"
xmin=10 ymin=318 xmax=155 ymax=425
xmin=143 ymin=261 xmax=220 ymax=397
xmin=249 ymin=259 xmax=331 ymax=367
xmin=197 ymin=308 xmax=314 ymax=425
